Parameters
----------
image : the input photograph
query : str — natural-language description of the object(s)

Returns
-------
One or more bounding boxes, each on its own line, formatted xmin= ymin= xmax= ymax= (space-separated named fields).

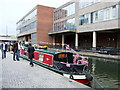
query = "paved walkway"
xmin=51 ymin=48 xmax=119 ymax=60
xmin=0 ymin=51 xmax=92 ymax=89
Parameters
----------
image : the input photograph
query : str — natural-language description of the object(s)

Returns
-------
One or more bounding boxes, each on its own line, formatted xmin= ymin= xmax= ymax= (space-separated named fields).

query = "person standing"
xmin=28 ymin=43 xmax=35 ymax=67
xmin=1 ymin=42 xmax=7 ymax=59
xmin=13 ymin=41 xmax=21 ymax=61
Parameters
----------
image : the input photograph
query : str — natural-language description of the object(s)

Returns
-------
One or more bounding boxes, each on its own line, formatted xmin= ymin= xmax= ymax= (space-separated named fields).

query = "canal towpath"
xmin=51 ymin=48 xmax=119 ymax=60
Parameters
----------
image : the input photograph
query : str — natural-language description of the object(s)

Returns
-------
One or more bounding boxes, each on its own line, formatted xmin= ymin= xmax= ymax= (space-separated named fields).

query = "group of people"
xmin=1 ymin=41 xmax=35 ymax=67
xmin=0 ymin=41 xmax=22 ymax=60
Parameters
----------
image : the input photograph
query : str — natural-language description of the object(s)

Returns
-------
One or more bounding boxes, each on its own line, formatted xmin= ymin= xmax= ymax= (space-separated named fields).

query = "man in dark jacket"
xmin=1 ymin=42 xmax=7 ymax=59
xmin=28 ymin=43 xmax=35 ymax=67
xmin=13 ymin=41 xmax=20 ymax=61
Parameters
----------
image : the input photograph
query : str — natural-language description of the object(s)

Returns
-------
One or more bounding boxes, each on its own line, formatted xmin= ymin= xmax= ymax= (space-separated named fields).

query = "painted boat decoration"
xmin=20 ymin=47 xmax=93 ymax=85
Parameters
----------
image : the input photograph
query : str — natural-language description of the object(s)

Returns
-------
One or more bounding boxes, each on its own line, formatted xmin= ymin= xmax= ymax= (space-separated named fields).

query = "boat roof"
xmin=35 ymin=49 xmax=73 ymax=55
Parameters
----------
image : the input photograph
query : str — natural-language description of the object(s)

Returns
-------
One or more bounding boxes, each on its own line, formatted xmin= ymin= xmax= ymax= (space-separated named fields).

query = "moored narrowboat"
xmin=20 ymin=48 xmax=93 ymax=85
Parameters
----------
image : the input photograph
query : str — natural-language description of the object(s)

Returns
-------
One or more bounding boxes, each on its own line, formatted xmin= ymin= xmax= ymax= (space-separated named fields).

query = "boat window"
xmin=54 ymin=53 xmax=73 ymax=63
xmin=38 ymin=54 xmax=44 ymax=62
xmin=58 ymin=54 xmax=67 ymax=58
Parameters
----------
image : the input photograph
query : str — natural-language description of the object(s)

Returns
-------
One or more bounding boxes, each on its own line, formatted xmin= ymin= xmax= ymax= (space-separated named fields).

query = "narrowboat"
xmin=20 ymin=48 xmax=93 ymax=85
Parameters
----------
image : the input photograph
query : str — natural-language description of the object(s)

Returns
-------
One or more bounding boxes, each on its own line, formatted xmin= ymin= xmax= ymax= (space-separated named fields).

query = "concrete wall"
xmin=77 ymin=19 xmax=119 ymax=33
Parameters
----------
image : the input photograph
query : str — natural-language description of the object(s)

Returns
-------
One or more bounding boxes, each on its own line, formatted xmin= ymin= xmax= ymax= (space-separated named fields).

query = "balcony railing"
xmin=48 ymin=28 xmax=76 ymax=34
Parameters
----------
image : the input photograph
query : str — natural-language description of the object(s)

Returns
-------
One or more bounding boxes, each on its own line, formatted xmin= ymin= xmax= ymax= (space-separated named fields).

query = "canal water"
xmin=88 ymin=57 xmax=120 ymax=88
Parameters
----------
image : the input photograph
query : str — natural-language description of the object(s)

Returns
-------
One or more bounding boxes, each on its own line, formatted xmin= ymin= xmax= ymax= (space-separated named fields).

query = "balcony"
xmin=48 ymin=25 xmax=76 ymax=35
xmin=48 ymin=29 xmax=76 ymax=35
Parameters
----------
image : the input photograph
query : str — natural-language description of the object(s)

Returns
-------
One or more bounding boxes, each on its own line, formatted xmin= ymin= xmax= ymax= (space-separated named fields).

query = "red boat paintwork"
xmin=21 ymin=49 xmax=24 ymax=55
xmin=34 ymin=51 xmax=53 ymax=66
xmin=21 ymin=49 xmax=28 ymax=56
xmin=34 ymin=51 xmax=39 ymax=60
xmin=74 ymin=79 xmax=90 ymax=84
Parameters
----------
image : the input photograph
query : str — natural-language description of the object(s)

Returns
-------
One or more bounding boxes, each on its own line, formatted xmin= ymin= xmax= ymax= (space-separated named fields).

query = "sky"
xmin=0 ymin=0 xmax=70 ymax=36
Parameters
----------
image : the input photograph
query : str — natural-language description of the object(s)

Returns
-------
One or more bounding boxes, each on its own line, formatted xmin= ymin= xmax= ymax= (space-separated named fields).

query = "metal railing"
xmin=48 ymin=28 xmax=76 ymax=34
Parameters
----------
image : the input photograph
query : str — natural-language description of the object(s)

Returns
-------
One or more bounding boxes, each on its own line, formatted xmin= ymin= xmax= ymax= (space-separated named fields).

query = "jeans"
xmin=2 ymin=50 xmax=6 ymax=59
xmin=30 ymin=58 xmax=34 ymax=66
xmin=13 ymin=50 xmax=20 ymax=60
xmin=16 ymin=50 xmax=20 ymax=60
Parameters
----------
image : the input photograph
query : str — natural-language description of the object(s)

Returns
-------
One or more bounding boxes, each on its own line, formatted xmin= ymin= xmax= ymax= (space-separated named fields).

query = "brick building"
xmin=16 ymin=5 xmax=55 ymax=44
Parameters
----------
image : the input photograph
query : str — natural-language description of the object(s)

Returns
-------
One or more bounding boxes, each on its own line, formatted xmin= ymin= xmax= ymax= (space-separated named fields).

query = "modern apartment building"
xmin=48 ymin=0 xmax=120 ymax=50
xmin=16 ymin=5 xmax=54 ymax=44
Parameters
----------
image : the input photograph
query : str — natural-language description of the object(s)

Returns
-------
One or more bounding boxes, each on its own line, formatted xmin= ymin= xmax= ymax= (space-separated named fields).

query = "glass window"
xmin=85 ymin=14 xmax=89 ymax=24
xmin=65 ymin=18 xmax=75 ymax=30
xmin=80 ymin=15 xmax=84 ymax=25
xmin=112 ymin=5 xmax=116 ymax=18
xmin=64 ymin=3 xmax=75 ymax=16
xmin=18 ymin=21 xmax=36 ymax=33
xmin=38 ymin=54 xmax=44 ymax=62
xmin=79 ymin=14 xmax=90 ymax=25
xmin=93 ymin=11 xmax=98 ymax=23
xmin=54 ymin=18 xmax=75 ymax=32
xmin=31 ymin=33 xmax=37 ymax=44
xmin=98 ymin=10 xmax=104 ymax=21
xmin=17 ymin=9 xmax=37 ymax=27
xmin=91 ymin=12 xmax=94 ymax=23
xmin=111 ymin=5 xmax=118 ymax=19
xmin=79 ymin=0 xmax=101 ymax=9
xmin=54 ymin=3 xmax=75 ymax=21
xmin=105 ymin=8 xmax=111 ymax=20
xmin=79 ymin=4 xmax=119 ymax=25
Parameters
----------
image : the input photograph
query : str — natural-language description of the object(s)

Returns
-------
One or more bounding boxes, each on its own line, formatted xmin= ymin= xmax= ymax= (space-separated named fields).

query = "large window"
xmin=93 ymin=11 xmax=99 ymax=23
xmin=98 ymin=10 xmax=104 ymax=21
xmin=63 ymin=3 xmax=75 ymax=16
xmin=18 ymin=21 xmax=36 ymax=33
xmin=31 ymin=33 xmax=37 ymax=44
xmin=112 ymin=5 xmax=117 ymax=18
xmin=79 ymin=14 xmax=90 ymax=25
xmin=17 ymin=9 xmax=37 ymax=27
xmin=111 ymin=5 xmax=119 ymax=19
xmin=65 ymin=18 xmax=75 ymax=30
xmin=54 ymin=18 xmax=76 ymax=32
xmin=79 ymin=5 xmax=119 ymax=26
xmin=79 ymin=0 xmax=101 ymax=9
xmin=105 ymin=8 xmax=111 ymax=20
xmin=54 ymin=3 xmax=75 ymax=20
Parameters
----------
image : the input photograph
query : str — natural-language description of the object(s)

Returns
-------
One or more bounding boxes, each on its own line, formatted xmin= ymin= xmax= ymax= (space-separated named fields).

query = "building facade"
xmin=0 ymin=36 xmax=17 ymax=43
xmin=49 ymin=0 xmax=120 ymax=50
xmin=16 ymin=5 xmax=54 ymax=44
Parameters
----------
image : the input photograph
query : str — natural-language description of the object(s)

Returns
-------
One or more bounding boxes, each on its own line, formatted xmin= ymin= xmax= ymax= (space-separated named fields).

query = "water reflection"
xmin=88 ymin=57 xmax=120 ymax=88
